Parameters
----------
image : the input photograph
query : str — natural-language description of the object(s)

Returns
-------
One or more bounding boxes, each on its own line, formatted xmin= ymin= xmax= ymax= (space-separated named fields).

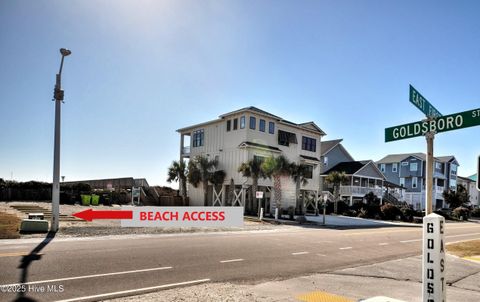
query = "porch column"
xmin=349 ymin=195 xmax=353 ymax=206
xmin=221 ymin=184 xmax=226 ymax=206
xmin=380 ymin=180 xmax=384 ymax=205
xmin=179 ymin=133 xmax=184 ymax=160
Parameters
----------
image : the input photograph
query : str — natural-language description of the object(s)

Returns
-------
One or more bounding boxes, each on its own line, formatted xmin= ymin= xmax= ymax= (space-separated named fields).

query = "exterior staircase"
xmin=9 ymin=204 xmax=79 ymax=222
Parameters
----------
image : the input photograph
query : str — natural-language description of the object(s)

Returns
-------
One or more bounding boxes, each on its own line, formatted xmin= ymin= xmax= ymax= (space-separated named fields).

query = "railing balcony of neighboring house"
xmin=435 ymin=186 xmax=445 ymax=193
xmin=339 ymin=186 xmax=382 ymax=197
xmin=182 ymin=146 xmax=191 ymax=155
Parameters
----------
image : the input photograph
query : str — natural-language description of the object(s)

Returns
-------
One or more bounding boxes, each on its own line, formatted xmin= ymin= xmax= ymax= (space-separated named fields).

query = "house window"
xmin=226 ymin=120 xmax=231 ymax=132
xmin=410 ymin=162 xmax=418 ymax=172
xmin=233 ymin=118 xmax=238 ymax=130
xmin=301 ymin=136 xmax=316 ymax=152
xmin=240 ymin=116 xmax=245 ymax=129
xmin=392 ymin=163 xmax=398 ymax=173
xmin=412 ymin=177 xmax=418 ymax=188
xmin=435 ymin=162 xmax=441 ymax=169
xmin=259 ymin=119 xmax=266 ymax=132
xmin=380 ymin=164 xmax=385 ymax=173
xmin=192 ymin=129 xmax=204 ymax=147
xmin=450 ymin=179 xmax=457 ymax=190
xmin=451 ymin=164 xmax=457 ymax=175
xmin=400 ymin=178 xmax=405 ymax=187
xmin=323 ymin=156 xmax=328 ymax=167
xmin=401 ymin=162 xmax=408 ymax=166
xmin=304 ymin=165 xmax=314 ymax=179
xmin=278 ymin=130 xmax=297 ymax=146
xmin=269 ymin=122 xmax=275 ymax=134
xmin=249 ymin=116 xmax=256 ymax=130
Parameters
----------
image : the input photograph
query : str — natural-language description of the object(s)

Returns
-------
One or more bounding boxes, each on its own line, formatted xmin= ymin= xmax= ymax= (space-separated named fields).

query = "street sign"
xmin=256 ymin=191 xmax=264 ymax=199
xmin=410 ymin=85 xmax=442 ymax=118
xmin=385 ymin=108 xmax=480 ymax=142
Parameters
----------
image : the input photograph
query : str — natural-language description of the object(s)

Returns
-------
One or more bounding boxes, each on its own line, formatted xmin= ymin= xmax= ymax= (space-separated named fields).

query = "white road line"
xmin=220 ymin=258 xmax=244 ymax=263
xmin=339 ymin=247 xmax=352 ymax=250
xmin=378 ymin=243 xmax=389 ymax=246
xmin=317 ymin=253 xmax=327 ymax=257
xmin=1 ymin=266 xmax=173 ymax=287
xmin=400 ymin=239 xmax=422 ymax=243
xmin=55 ymin=278 xmax=211 ymax=302
xmin=292 ymin=251 xmax=309 ymax=255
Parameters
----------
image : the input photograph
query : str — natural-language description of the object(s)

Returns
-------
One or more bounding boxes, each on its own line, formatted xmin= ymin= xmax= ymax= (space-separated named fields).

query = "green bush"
xmin=381 ymin=204 xmax=402 ymax=220
xmin=400 ymin=206 xmax=415 ymax=222
xmin=452 ymin=207 xmax=470 ymax=220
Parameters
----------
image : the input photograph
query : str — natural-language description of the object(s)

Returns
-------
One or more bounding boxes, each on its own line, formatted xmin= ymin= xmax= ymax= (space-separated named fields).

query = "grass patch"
xmin=447 ymin=240 xmax=480 ymax=257
xmin=0 ymin=211 xmax=21 ymax=239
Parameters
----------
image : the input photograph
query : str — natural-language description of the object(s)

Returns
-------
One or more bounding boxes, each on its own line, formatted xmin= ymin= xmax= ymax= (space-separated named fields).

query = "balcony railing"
xmin=182 ymin=146 xmax=191 ymax=155
xmin=339 ymin=186 xmax=382 ymax=196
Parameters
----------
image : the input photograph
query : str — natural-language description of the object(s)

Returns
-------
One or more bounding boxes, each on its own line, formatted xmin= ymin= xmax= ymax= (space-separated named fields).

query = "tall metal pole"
xmin=51 ymin=74 xmax=62 ymax=232
xmin=51 ymin=49 xmax=71 ymax=232
xmin=425 ymin=132 xmax=435 ymax=215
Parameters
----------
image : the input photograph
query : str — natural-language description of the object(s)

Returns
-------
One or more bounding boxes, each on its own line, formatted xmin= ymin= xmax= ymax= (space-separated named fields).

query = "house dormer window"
xmin=269 ymin=122 xmax=275 ymax=134
xmin=233 ymin=118 xmax=238 ymax=130
xmin=226 ymin=120 xmax=231 ymax=132
xmin=240 ymin=116 xmax=245 ymax=129
xmin=392 ymin=163 xmax=398 ymax=172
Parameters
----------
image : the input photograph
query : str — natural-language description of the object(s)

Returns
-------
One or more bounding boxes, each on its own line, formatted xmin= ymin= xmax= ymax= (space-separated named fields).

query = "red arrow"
xmin=72 ymin=209 xmax=133 ymax=221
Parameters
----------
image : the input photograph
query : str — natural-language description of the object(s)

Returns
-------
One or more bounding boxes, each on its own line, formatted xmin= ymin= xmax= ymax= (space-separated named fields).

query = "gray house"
xmin=376 ymin=153 xmax=459 ymax=210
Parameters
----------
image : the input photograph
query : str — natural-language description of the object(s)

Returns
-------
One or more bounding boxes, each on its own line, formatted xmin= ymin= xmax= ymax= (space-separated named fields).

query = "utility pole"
xmin=51 ymin=48 xmax=71 ymax=232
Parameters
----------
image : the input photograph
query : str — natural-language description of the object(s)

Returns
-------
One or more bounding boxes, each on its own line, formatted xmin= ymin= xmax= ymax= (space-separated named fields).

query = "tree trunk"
xmin=181 ymin=177 xmax=187 ymax=206
xmin=273 ymin=175 xmax=282 ymax=214
xmin=252 ymin=176 xmax=258 ymax=215
xmin=295 ymin=179 xmax=301 ymax=214
xmin=334 ymin=184 xmax=339 ymax=214
xmin=202 ymin=180 xmax=209 ymax=207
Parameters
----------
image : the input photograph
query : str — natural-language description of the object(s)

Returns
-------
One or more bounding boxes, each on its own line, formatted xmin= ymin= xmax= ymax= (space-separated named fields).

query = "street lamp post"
xmin=51 ymin=48 xmax=71 ymax=232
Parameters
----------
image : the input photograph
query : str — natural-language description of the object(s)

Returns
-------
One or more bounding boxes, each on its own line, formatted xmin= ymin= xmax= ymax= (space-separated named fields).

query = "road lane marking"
xmin=1 ymin=266 xmax=173 ymax=287
xmin=339 ymin=247 xmax=352 ymax=250
xmin=220 ymin=258 xmax=244 ymax=263
xmin=317 ymin=254 xmax=327 ymax=257
xmin=292 ymin=252 xmax=309 ymax=255
xmin=378 ymin=243 xmax=389 ymax=246
xmin=446 ymin=232 xmax=480 ymax=238
xmin=347 ymin=225 xmax=480 ymax=236
xmin=400 ymin=239 xmax=422 ymax=243
xmin=55 ymin=278 xmax=211 ymax=302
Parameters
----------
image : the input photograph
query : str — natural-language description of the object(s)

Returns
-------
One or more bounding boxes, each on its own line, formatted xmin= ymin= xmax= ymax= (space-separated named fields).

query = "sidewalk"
xmin=105 ymin=254 xmax=480 ymax=302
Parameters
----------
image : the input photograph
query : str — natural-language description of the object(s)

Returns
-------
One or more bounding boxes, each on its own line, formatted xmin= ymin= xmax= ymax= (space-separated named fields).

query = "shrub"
xmin=471 ymin=208 xmax=480 ymax=218
xmin=452 ymin=207 xmax=470 ymax=220
xmin=342 ymin=209 xmax=357 ymax=217
xmin=357 ymin=208 xmax=368 ymax=218
xmin=381 ymin=204 xmax=402 ymax=220
xmin=400 ymin=206 xmax=415 ymax=222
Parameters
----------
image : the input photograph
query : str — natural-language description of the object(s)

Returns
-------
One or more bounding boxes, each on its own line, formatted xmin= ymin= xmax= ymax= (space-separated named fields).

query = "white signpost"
xmin=422 ymin=213 xmax=446 ymax=302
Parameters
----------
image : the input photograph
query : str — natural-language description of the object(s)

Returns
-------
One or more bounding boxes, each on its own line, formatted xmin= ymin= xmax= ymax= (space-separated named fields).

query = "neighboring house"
xmin=320 ymin=139 xmax=355 ymax=173
xmin=376 ymin=153 xmax=459 ymax=210
xmin=177 ymin=106 xmax=326 ymax=213
xmin=321 ymin=160 xmax=387 ymax=206
xmin=457 ymin=175 xmax=479 ymax=207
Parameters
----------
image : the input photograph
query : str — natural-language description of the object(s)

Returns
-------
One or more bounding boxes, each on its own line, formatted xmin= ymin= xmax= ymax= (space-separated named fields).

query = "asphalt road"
xmin=1 ymin=222 xmax=480 ymax=302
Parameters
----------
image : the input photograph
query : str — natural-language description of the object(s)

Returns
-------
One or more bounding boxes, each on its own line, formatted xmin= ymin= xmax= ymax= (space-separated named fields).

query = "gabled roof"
xmin=376 ymin=153 xmax=425 ymax=164
xmin=469 ymin=174 xmax=477 ymax=182
xmin=220 ymin=106 xmax=282 ymax=120
xmin=320 ymin=139 xmax=343 ymax=156
xmin=377 ymin=153 xmax=458 ymax=165
xmin=299 ymin=122 xmax=324 ymax=133
xmin=322 ymin=161 xmax=366 ymax=175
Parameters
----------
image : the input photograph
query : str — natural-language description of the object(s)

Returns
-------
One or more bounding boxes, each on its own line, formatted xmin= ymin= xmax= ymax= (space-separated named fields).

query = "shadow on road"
xmin=14 ymin=231 xmax=56 ymax=302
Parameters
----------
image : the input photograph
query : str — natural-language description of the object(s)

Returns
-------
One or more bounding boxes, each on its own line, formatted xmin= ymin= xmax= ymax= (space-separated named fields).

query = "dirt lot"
xmin=0 ymin=202 xmax=294 ymax=239
xmin=0 ymin=211 xmax=21 ymax=239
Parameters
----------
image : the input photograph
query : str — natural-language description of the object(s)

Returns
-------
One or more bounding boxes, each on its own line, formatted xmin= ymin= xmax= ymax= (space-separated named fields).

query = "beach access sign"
xmin=385 ymin=108 xmax=480 ymax=142
xmin=73 ymin=207 xmax=244 ymax=228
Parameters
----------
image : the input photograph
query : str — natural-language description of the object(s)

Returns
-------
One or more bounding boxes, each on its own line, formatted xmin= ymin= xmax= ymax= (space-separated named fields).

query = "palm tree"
xmin=238 ymin=158 xmax=266 ymax=214
xmin=290 ymin=163 xmax=309 ymax=215
xmin=325 ymin=171 xmax=349 ymax=214
xmin=166 ymin=160 xmax=188 ymax=204
xmin=187 ymin=155 xmax=222 ymax=206
xmin=262 ymin=155 xmax=291 ymax=217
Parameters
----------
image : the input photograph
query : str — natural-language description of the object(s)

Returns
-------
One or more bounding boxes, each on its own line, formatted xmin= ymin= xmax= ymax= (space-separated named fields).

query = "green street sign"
xmin=385 ymin=108 xmax=480 ymax=142
xmin=409 ymin=85 xmax=442 ymax=118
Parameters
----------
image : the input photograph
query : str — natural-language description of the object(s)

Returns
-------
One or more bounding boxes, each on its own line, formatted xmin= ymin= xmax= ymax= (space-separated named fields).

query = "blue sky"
xmin=0 ymin=0 xmax=479 ymax=186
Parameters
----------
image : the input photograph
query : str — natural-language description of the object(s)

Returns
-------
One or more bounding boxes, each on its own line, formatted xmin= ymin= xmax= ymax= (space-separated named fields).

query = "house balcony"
xmin=339 ymin=186 xmax=382 ymax=197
